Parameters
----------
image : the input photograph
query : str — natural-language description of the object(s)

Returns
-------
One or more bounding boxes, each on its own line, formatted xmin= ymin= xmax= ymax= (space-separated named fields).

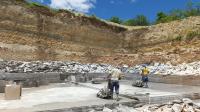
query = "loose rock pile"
xmin=100 ymin=105 xmax=138 ymax=112
xmin=0 ymin=60 xmax=200 ymax=75
xmin=125 ymin=61 xmax=200 ymax=76
xmin=97 ymin=98 xmax=200 ymax=112
xmin=0 ymin=61 xmax=115 ymax=73
xmin=136 ymin=98 xmax=200 ymax=112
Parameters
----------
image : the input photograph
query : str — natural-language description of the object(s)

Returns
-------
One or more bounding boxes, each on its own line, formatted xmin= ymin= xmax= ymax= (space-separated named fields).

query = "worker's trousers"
xmin=111 ymin=81 xmax=119 ymax=95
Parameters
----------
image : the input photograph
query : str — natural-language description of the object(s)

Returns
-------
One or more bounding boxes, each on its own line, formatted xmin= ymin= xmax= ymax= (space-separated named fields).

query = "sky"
xmin=30 ymin=0 xmax=200 ymax=22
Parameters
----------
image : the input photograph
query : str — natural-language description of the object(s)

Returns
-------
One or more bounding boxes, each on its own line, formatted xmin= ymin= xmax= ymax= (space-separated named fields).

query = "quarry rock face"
xmin=0 ymin=0 xmax=127 ymax=62
xmin=0 ymin=0 xmax=200 ymax=65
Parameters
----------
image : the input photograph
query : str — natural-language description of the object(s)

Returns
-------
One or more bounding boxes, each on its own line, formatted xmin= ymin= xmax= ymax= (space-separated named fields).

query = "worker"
xmin=110 ymin=68 xmax=123 ymax=100
xmin=106 ymin=73 xmax=112 ymax=99
xmin=107 ymin=73 xmax=112 ymax=90
xmin=141 ymin=65 xmax=150 ymax=88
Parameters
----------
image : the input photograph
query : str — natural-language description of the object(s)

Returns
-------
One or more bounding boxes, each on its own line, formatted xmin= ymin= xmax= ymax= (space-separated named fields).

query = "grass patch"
xmin=175 ymin=35 xmax=183 ymax=41
xmin=16 ymin=0 xmax=26 ymax=2
xmin=186 ymin=31 xmax=200 ymax=41
xmin=90 ymin=14 xmax=101 ymax=21
xmin=26 ymin=2 xmax=59 ymax=16
xmin=28 ymin=2 xmax=47 ymax=8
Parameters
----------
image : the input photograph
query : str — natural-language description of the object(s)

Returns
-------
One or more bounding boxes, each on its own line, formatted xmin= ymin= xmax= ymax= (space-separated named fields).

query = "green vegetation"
xmin=90 ymin=14 xmax=102 ymax=21
xmin=123 ymin=19 xmax=135 ymax=26
xmin=109 ymin=15 xmax=149 ymax=26
xmin=186 ymin=31 xmax=200 ymax=40
xmin=124 ymin=15 xmax=149 ymax=26
xmin=156 ymin=11 xmax=181 ymax=24
xmin=156 ymin=1 xmax=200 ymax=24
xmin=25 ymin=0 xmax=200 ymax=26
xmin=16 ymin=0 xmax=26 ymax=2
xmin=28 ymin=2 xmax=48 ymax=8
xmin=26 ymin=2 xmax=60 ymax=15
xmin=109 ymin=16 xmax=123 ymax=24
xmin=173 ymin=31 xmax=200 ymax=42
xmin=175 ymin=35 xmax=183 ymax=41
xmin=108 ymin=1 xmax=200 ymax=26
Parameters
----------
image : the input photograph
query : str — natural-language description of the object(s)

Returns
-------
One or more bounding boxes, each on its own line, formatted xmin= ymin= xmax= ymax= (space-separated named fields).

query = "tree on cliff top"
xmin=109 ymin=16 xmax=123 ymax=24
xmin=156 ymin=1 xmax=200 ymax=24
xmin=123 ymin=15 xmax=149 ymax=26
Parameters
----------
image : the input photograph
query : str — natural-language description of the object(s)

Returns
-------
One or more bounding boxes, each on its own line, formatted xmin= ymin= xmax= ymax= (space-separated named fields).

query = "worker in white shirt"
xmin=110 ymin=68 xmax=123 ymax=100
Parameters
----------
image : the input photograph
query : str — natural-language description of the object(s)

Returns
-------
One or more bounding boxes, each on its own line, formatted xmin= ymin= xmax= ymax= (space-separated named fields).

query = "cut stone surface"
xmin=80 ymin=81 xmax=200 ymax=97
xmin=0 ymin=83 xmax=135 ymax=112
xmin=194 ymin=100 xmax=200 ymax=106
xmin=0 ymin=81 xmax=200 ymax=112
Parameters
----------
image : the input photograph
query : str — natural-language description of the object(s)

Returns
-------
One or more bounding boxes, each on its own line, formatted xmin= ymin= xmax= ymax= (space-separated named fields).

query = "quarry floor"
xmin=0 ymin=81 xmax=200 ymax=112
xmin=194 ymin=99 xmax=200 ymax=106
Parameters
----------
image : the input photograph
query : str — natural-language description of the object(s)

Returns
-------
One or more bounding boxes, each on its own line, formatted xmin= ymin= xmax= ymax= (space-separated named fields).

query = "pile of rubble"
xmin=97 ymin=98 xmax=200 ymax=112
xmin=0 ymin=61 xmax=115 ymax=73
xmin=125 ymin=61 xmax=200 ymax=76
xmin=0 ymin=60 xmax=200 ymax=75
xmin=136 ymin=98 xmax=200 ymax=112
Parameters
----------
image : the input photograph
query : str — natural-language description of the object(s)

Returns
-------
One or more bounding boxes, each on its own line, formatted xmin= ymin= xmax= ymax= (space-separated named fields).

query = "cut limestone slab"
xmin=0 ymin=80 xmax=6 ymax=93
xmin=5 ymin=85 xmax=21 ymax=100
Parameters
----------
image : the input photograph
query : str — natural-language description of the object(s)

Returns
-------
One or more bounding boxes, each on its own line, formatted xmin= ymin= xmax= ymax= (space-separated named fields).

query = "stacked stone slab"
xmin=0 ymin=73 xmax=62 ymax=92
xmin=0 ymin=80 xmax=6 ymax=93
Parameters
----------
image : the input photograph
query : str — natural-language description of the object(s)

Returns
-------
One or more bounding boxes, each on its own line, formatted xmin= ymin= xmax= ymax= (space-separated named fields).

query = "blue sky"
xmin=30 ymin=0 xmax=199 ymax=22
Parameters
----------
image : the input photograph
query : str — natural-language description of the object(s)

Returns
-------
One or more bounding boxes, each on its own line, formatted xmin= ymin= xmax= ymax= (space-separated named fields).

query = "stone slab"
xmin=0 ymin=73 xmax=61 ymax=87
xmin=0 ymin=80 xmax=6 ymax=93
xmin=0 ymin=83 xmax=137 ymax=112
xmin=125 ymin=73 xmax=200 ymax=86
xmin=0 ymin=81 xmax=200 ymax=112
xmin=1 ymin=73 xmax=200 ymax=87
xmin=80 ymin=81 xmax=200 ymax=104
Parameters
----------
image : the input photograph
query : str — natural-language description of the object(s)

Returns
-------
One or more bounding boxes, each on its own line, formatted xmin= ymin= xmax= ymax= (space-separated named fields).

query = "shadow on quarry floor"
xmin=0 ymin=81 xmax=200 ymax=112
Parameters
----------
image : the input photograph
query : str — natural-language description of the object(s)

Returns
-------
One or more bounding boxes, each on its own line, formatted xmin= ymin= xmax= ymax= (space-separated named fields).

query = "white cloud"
xmin=49 ymin=0 xmax=96 ymax=13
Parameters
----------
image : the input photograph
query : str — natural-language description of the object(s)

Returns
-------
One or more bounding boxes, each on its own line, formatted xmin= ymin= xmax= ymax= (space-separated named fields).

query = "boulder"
xmin=103 ymin=107 xmax=112 ymax=112
xmin=171 ymin=104 xmax=183 ymax=112
xmin=182 ymin=98 xmax=193 ymax=105
xmin=0 ymin=80 xmax=6 ymax=93
xmin=172 ymin=99 xmax=183 ymax=104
